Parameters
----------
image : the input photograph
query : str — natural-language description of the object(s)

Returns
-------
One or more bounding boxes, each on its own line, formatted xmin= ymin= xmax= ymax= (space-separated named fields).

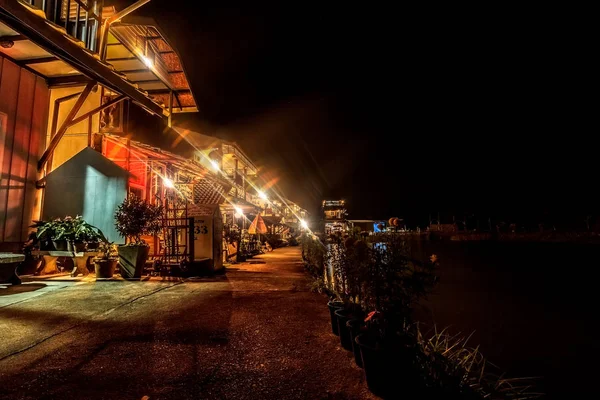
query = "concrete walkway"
xmin=0 ymin=247 xmax=375 ymax=400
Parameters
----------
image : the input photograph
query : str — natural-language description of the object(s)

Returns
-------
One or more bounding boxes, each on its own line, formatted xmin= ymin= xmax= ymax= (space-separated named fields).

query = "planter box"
xmin=118 ymin=245 xmax=149 ymax=279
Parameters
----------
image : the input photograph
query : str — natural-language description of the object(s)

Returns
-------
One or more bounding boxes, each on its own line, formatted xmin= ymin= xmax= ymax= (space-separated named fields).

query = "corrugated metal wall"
xmin=0 ymin=55 xmax=49 ymax=246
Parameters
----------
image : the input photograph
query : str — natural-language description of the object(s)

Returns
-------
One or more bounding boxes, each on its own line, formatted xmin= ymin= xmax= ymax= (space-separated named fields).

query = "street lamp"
xmin=234 ymin=206 xmax=245 ymax=230
xmin=163 ymin=178 xmax=175 ymax=189
xmin=234 ymin=206 xmax=243 ymax=218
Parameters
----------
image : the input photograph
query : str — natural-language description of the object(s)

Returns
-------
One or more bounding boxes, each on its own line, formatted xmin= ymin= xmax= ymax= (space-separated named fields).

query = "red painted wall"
xmin=0 ymin=56 xmax=49 ymax=247
xmin=104 ymin=140 xmax=148 ymax=193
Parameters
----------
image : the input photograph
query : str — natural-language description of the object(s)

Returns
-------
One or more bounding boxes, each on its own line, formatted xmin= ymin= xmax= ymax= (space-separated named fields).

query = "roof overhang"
xmin=0 ymin=0 xmax=176 ymax=117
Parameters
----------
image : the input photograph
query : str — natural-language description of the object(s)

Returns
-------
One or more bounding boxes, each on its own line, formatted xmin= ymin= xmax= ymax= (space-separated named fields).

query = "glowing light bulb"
xmin=163 ymin=178 xmax=174 ymax=189
xmin=300 ymin=219 xmax=308 ymax=229
xmin=141 ymin=55 xmax=153 ymax=68
xmin=258 ymin=191 xmax=268 ymax=200
xmin=210 ymin=160 xmax=219 ymax=171
xmin=234 ymin=206 xmax=243 ymax=218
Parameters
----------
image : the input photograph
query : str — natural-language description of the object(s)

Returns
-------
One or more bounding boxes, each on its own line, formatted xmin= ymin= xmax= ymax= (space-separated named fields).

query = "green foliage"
xmin=31 ymin=216 xmax=102 ymax=242
xmin=73 ymin=216 xmax=102 ymax=242
xmin=300 ymin=233 xmax=327 ymax=282
xmin=114 ymin=195 xmax=163 ymax=244
xmin=366 ymin=234 xmax=437 ymax=322
xmin=417 ymin=325 xmax=543 ymax=399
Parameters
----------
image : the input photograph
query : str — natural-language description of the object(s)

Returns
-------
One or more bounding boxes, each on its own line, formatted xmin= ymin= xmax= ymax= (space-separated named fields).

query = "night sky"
xmin=122 ymin=1 xmax=592 ymax=227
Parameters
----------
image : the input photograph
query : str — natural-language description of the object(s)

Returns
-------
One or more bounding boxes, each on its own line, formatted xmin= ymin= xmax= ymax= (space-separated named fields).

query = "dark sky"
xmin=121 ymin=1 xmax=592 ymax=226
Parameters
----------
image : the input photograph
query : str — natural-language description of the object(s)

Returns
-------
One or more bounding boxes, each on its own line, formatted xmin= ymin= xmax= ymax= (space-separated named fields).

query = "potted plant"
xmin=73 ymin=216 xmax=102 ymax=251
xmin=30 ymin=220 xmax=56 ymax=250
xmin=301 ymin=234 xmax=343 ymax=334
xmin=53 ymin=216 xmax=77 ymax=251
xmin=94 ymin=240 xmax=118 ymax=279
xmin=331 ymin=238 xmax=365 ymax=350
xmin=114 ymin=195 xmax=163 ymax=279
xmin=355 ymin=234 xmax=438 ymax=397
xmin=31 ymin=217 xmax=76 ymax=251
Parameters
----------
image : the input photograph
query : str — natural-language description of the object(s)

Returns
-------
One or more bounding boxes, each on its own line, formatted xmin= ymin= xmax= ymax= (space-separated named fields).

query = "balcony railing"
xmin=25 ymin=0 xmax=102 ymax=51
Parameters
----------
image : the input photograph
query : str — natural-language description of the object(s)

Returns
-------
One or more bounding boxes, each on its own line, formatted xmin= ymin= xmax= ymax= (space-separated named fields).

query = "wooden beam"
xmin=133 ymin=79 xmax=162 ymax=84
xmin=47 ymin=75 xmax=92 ymax=87
xmin=50 ymin=91 xmax=82 ymax=144
xmin=38 ymin=81 xmax=96 ymax=171
xmin=105 ymin=57 xmax=140 ymax=62
xmin=117 ymin=68 xmax=184 ymax=74
xmin=146 ymin=89 xmax=191 ymax=94
xmin=115 ymin=68 xmax=150 ymax=74
xmin=23 ymin=56 xmax=59 ymax=64
xmin=68 ymin=95 xmax=125 ymax=127
xmin=0 ymin=34 xmax=27 ymax=41
xmin=173 ymin=91 xmax=182 ymax=111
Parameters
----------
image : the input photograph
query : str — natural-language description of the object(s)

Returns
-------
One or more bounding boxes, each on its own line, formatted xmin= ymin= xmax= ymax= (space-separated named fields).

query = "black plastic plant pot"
xmin=327 ymin=300 xmax=345 ymax=335
xmin=52 ymin=239 xmax=69 ymax=251
xmin=356 ymin=333 xmax=389 ymax=397
xmin=86 ymin=241 xmax=100 ymax=250
xmin=355 ymin=333 xmax=419 ymax=398
xmin=118 ymin=245 xmax=149 ymax=279
xmin=39 ymin=239 xmax=55 ymax=251
xmin=334 ymin=308 xmax=356 ymax=351
xmin=346 ymin=319 xmax=364 ymax=367
xmin=73 ymin=241 xmax=86 ymax=253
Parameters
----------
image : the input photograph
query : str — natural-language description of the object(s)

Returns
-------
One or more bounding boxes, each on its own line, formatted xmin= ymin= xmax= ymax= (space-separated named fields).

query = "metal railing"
xmin=25 ymin=0 xmax=103 ymax=51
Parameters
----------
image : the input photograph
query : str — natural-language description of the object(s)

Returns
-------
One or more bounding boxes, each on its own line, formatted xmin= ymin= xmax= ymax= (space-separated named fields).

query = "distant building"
xmin=348 ymin=220 xmax=386 ymax=233
xmin=322 ymin=200 xmax=348 ymax=234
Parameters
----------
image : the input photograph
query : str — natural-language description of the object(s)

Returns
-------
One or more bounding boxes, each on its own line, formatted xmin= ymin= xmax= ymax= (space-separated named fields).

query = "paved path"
xmin=0 ymin=247 xmax=374 ymax=400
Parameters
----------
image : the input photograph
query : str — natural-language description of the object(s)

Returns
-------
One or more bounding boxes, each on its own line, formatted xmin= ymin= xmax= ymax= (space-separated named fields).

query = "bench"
xmin=0 ymin=253 xmax=25 ymax=285
xmin=31 ymin=251 xmax=102 ymax=277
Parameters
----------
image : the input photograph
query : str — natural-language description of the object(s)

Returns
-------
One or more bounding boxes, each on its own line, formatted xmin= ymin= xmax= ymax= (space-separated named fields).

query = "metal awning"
xmin=222 ymin=197 xmax=260 ymax=213
xmin=0 ymin=0 xmax=196 ymax=116
xmin=103 ymin=133 xmax=231 ymax=190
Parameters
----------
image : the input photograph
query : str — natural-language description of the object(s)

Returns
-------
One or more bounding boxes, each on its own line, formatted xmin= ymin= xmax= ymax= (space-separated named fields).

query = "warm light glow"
xmin=210 ymin=160 xmax=220 ymax=171
xmin=141 ymin=55 xmax=153 ymax=68
xmin=234 ymin=206 xmax=244 ymax=218
xmin=258 ymin=190 xmax=268 ymax=200
xmin=163 ymin=178 xmax=175 ymax=189
xmin=300 ymin=219 xmax=309 ymax=229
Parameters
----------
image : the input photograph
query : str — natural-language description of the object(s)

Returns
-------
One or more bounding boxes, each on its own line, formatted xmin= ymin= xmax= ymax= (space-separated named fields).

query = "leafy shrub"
xmin=114 ymin=195 xmax=163 ymax=244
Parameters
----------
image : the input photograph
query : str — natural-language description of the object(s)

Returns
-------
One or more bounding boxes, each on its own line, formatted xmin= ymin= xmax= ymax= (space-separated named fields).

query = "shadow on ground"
xmin=0 ymin=283 xmax=47 ymax=296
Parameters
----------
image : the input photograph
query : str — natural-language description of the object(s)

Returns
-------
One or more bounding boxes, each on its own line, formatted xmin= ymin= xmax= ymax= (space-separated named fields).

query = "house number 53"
xmin=194 ymin=225 xmax=208 ymax=234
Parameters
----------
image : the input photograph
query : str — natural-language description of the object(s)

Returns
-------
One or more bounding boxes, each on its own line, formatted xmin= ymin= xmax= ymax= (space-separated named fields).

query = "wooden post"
xmin=38 ymin=80 xmax=96 ymax=171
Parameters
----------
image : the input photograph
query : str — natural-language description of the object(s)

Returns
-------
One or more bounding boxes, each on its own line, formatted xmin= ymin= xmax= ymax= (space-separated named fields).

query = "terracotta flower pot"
xmin=95 ymin=259 xmax=117 ymax=278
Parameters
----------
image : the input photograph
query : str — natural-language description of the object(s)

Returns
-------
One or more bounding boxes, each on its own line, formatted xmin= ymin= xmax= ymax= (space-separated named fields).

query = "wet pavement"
xmin=0 ymin=247 xmax=375 ymax=400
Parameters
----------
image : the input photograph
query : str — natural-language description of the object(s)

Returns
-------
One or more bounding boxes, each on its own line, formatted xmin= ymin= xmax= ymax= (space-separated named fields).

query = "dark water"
xmin=410 ymin=240 xmax=599 ymax=399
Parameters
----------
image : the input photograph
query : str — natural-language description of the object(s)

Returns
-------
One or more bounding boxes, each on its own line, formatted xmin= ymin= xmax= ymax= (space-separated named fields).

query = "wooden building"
xmin=1 ymin=0 xmax=198 ymax=251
